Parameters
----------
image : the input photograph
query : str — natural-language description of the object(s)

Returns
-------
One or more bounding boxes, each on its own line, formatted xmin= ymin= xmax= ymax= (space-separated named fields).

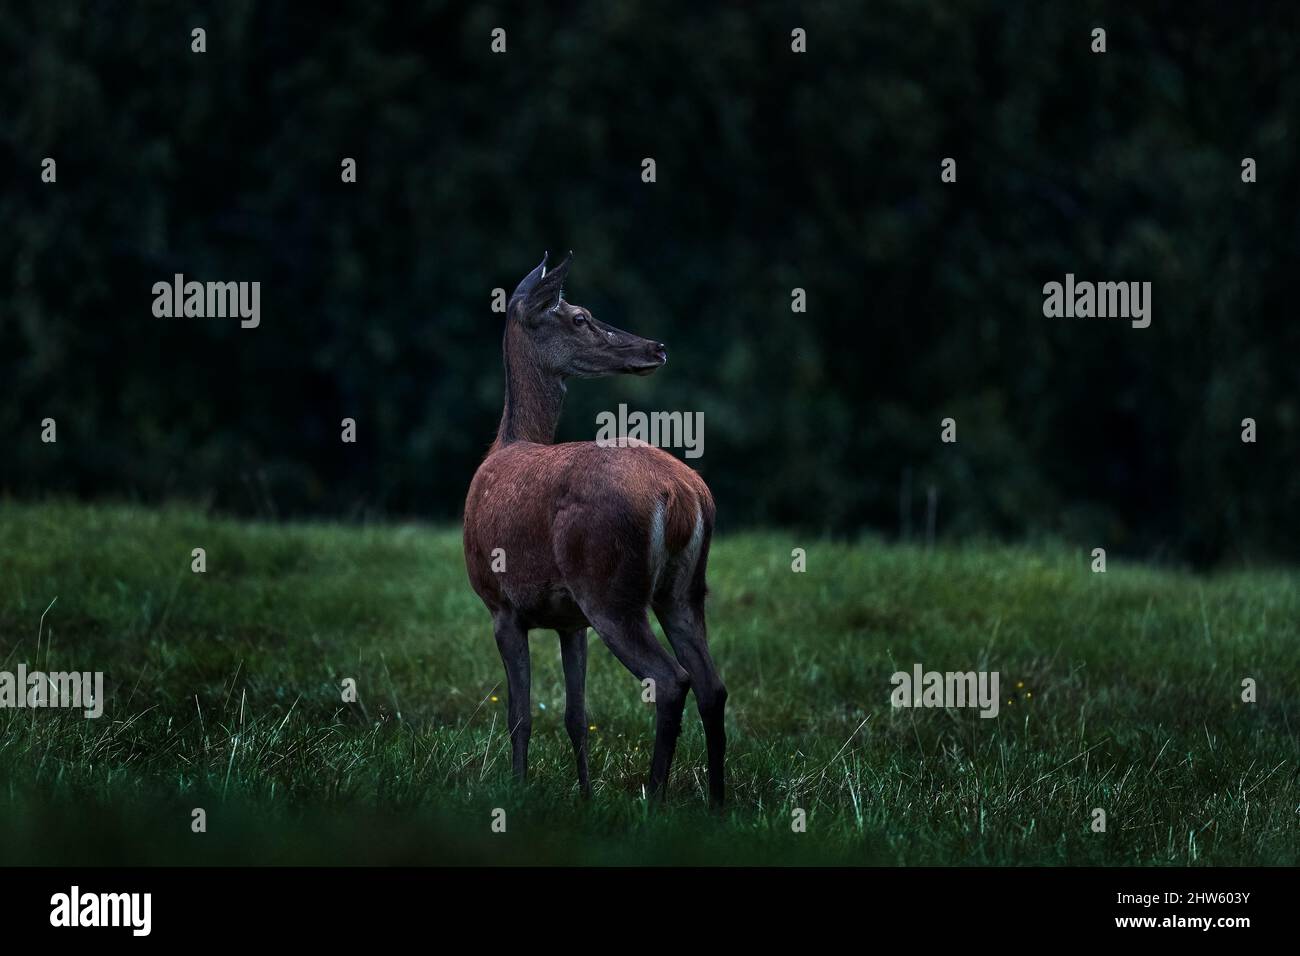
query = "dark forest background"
xmin=2 ymin=1 xmax=1298 ymax=566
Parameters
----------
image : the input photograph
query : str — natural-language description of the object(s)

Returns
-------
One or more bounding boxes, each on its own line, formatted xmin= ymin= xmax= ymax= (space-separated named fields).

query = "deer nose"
xmin=653 ymin=343 xmax=667 ymax=364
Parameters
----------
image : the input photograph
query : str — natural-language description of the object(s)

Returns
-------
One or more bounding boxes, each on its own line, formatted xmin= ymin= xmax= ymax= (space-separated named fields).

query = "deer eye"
xmin=572 ymin=313 xmax=587 ymax=327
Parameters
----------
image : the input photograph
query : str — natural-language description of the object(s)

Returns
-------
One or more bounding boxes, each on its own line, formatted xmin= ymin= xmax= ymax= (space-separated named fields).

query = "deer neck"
xmin=494 ymin=321 xmax=566 ymax=448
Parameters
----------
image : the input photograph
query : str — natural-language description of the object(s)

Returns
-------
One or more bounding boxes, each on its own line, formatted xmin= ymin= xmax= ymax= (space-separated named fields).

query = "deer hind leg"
xmin=654 ymin=549 xmax=727 ymax=807
xmin=557 ymin=627 xmax=591 ymax=798
xmin=493 ymin=612 xmax=532 ymax=783
xmin=655 ymin=600 xmax=726 ymax=807
xmin=584 ymin=610 xmax=690 ymax=801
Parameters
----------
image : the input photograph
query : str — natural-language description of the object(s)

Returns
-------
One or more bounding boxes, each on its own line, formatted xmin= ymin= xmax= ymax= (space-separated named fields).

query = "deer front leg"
xmin=557 ymin=628 xmax=591 ymax=798
xmin=493 ymin=613 xmax=531 ymax=783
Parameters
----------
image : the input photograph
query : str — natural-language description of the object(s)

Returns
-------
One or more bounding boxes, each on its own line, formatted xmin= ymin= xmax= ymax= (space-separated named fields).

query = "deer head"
xmin=508 ymin=252 xmax=667 ymax=378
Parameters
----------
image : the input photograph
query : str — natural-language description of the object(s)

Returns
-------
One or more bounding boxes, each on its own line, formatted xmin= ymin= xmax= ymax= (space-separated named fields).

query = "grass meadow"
xmin=0 ymin=500 xmax=1296 ymax=866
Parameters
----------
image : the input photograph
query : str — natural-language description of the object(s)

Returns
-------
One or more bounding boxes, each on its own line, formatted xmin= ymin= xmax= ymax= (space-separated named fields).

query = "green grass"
xmin=0 ymin=500 xmax=1296 ymax=865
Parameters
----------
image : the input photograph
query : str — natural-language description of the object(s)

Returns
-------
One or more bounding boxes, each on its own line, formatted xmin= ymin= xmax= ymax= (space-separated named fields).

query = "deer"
xmin=463 ymin=252 xmax=727 ymax=806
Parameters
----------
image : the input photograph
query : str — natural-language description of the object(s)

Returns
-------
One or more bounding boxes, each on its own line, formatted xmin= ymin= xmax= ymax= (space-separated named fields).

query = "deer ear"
xmin=509 ymin=253 xmax=549 ymax=309
xmin=524 ymin=251 xmax=571 ymax=313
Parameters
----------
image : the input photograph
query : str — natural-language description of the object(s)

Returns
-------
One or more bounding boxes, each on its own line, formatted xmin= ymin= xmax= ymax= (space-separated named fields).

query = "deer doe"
xmin=462 ymin=252 xmax=727 ymax=805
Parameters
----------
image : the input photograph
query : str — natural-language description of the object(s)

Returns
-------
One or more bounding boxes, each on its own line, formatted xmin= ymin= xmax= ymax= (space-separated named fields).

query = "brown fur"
xmin=465 ymin=439 xmax=714 ymax=627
